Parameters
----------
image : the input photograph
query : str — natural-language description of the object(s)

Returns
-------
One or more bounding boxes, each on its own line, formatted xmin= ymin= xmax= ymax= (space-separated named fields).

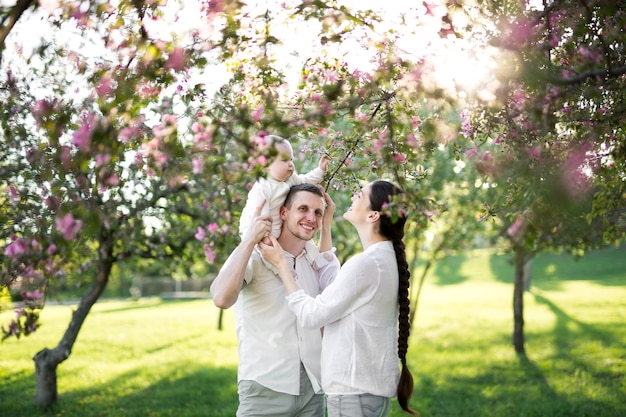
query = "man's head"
xmin=279 ymin=183 xmax=326 ymax=243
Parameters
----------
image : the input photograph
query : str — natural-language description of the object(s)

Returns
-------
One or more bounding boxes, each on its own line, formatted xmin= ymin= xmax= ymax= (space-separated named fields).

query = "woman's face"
xmin=343 ymin=184 xmax=372 ymax=224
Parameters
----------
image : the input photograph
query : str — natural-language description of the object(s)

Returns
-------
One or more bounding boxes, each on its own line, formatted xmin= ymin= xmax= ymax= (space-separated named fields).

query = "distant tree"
xmin=462 ymin=0 xmax=626 ymax=353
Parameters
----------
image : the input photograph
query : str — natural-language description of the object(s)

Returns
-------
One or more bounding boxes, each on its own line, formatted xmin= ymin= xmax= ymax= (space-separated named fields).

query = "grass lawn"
xmin=1 ymin=246 xmax=625 ymax=416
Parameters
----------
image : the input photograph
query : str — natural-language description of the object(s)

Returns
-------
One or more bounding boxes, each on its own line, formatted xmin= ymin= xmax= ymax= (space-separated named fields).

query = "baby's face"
xmin=268 ymin=142 xmax=295 ymax=182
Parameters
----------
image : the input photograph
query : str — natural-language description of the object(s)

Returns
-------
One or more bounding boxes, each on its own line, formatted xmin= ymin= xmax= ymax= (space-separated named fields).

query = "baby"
xmin=239 ymin=135 xmax=330 ymax=270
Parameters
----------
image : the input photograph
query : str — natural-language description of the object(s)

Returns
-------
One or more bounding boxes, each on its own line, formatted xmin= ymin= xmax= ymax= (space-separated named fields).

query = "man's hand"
xmin=244 ymin=199 xmax=272 ymax=244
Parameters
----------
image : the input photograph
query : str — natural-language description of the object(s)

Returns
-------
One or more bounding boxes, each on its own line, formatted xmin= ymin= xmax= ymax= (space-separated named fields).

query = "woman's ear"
xmin=367 ymin=210 xmax=381 ymax=223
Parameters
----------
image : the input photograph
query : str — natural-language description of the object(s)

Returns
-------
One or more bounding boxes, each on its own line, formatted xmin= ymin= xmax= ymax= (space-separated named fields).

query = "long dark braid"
xmin=369 ymin=180 xmax=419 ymax=416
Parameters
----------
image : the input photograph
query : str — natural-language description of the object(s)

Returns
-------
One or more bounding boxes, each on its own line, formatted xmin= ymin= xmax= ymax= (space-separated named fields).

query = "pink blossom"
xmin=102 ymin=172 xmax=120 ymax=186
xmin=507 ymin=216 xmax=524 ymax=237
xmin=254 ymin=134 xmax=268 ymax=148
xmin=6 ymin=239 xmax=28 ymax=259
xmin=39 ymin=0 xmax=60 ymax=15
xmin=461 ymin=111 xmax=472 ymax=138
xmin=202 ymin=0 xmax=226 ymax=18
xmin=207 ymin=223 xmax=218 ymax=232
xmin=165 ymin=47 xmax=186 ymax=71
xmin=192 ymin=122 xmax=203 ymax=133
xmin=371 ymin=140 xmax=384 ymax=153
xmin=72 ymin=123 xmax=92 ymax=151
xmin=252 ymin=106 xmax=264 ymax=122
xmin=95 ymin=153 xmax=111 ymax=167
xmin=31 ymin=99 xmax=53 ymax=128
xmin=95 ymin=75 xmax=113 ymax=97
xmin=406 ymin=133 xmax=417 ymax=148
xmin=561 ymin=144 xmax=592 ymax=198
xmin=192 ymin=157 xmax=203 ymax=174
xmin=204 ymin=244 xmax=216 ymax=263
xmin=527 ymin=146 xmax=541 ymax=158
xmin=195 ymin=227 xmax=205 ymax=241
xmin=139 ymin=84 xmax=160 ymax=99
xmin=119 ymin=126 xmax=141 ymax=143
xmin=60 ymin=146 xmax=71 ymax=169
xmin=392 ymin=153 xmax=407 ymax=163
xmin=45 ymin=196 xmax=60 ymax=211
xmin=23 ymin=290 xmax=43 ymax=300
xmin=55 ymin=214 xmax=83 ymax=240
xmin=465 ymin=146 xmax=478 ymax=158
xmin=8 ymin=184 xmax=18 ymax=201
xmin=47 ymin=244 xmax=57 ymax=255
xmin=31 ymin=239 xmax=42 ymax=252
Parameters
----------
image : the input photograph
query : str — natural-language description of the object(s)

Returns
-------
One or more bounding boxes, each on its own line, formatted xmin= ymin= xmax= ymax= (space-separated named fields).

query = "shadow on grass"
xmin=531 ymin=291 xmax=624 ymax=362
xmin=413 ymin=355 xmax=618 ymax=417
xmin=488 ymin=245 xmax=626 ymax=290
xmin=0 ymin=363 xmax=239 ymax=417
xmin=91 ymin=299 xmax=196 ymax=315
xmin=431 ymin=253 xmax=469 ymax=285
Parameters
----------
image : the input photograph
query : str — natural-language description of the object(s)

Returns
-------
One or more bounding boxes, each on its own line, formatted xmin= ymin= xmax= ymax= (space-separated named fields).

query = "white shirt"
xmin=239 ymin=167 xmax=325 ymax=239
xmin=235 ymin=246 xmax=340 ymax=395
xmin=286 ymin=241 xmax=400 ymax=397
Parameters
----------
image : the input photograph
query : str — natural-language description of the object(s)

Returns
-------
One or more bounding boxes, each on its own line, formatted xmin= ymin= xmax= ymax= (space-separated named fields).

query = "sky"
xmin=2 ymin=1 xmax=500 ymax=101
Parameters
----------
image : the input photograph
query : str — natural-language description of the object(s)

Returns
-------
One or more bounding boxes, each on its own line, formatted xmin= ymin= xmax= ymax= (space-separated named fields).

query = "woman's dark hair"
xmin=369 ymin=180 xmax=419 ymax=416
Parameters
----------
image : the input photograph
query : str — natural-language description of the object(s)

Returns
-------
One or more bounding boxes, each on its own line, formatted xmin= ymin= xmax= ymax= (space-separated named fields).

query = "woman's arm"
xmin=318 ymin=189 xmax=335 ymax=254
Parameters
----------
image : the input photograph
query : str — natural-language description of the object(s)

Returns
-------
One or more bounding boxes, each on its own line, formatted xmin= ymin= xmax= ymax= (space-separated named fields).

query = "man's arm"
xmin=210 ymin=201 xmax=271 ymax=309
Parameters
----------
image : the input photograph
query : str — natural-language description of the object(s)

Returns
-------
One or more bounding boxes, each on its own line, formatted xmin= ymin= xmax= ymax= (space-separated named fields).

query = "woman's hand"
xmin=322 ymin=189 xmax=335 ymax=226
xmin=258 ymin=234 xmax=288 ymax=271
xmin=259 ymin=235 xmax=300 ymax=294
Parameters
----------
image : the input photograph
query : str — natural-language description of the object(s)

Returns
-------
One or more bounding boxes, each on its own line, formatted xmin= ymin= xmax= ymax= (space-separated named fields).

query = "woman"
xmin=259 ymin=180 xmax=418 ymax=417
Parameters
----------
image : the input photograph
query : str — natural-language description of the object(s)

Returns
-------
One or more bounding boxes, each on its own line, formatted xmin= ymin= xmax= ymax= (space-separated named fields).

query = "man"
xmin=211 ymin=183 xmax=339 ymax=416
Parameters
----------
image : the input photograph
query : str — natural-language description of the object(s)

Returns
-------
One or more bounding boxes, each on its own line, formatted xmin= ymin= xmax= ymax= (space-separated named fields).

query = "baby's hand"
xmin=319 ymin=153 xmax=330 ymax=171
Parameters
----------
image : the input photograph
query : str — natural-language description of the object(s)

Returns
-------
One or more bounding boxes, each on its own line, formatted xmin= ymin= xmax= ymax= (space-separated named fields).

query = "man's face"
xmin=280 ymin=191 xmax=325 ymax=241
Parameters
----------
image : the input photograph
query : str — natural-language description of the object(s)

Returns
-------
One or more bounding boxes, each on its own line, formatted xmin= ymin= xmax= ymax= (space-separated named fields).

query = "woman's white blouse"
xmin=286 ymin=240 xmax=400 ymax=397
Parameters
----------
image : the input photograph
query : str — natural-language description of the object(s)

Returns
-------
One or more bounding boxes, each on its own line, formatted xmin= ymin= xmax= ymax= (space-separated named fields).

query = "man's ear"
xmin=279 ymin=205 xmax=287 ymax=220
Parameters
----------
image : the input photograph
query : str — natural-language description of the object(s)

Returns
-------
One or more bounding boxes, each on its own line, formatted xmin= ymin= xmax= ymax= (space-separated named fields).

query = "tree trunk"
xmin=32 ymin=254 xmax=113 ymax=406
xmin=218 ymin=308 xmax=224 ymax=331
xmin=512 ymin=248 xmax=526 ymax=354
xmin=523 ymin=258 xmax=533 ymax=292
xmin=409 ymin=227 xmax=451 ymax=330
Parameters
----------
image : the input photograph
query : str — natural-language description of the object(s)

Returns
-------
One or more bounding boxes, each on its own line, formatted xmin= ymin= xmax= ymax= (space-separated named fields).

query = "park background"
xmin=1 ymin=0 xmax=625 ymax=415
xmin=2 ymin=245 xmax=625 ymax=416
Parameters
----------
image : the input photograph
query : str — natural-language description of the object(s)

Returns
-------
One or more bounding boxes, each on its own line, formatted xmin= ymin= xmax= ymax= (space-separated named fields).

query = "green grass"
xmin=1 ymin=246 xmax=625 ymax=416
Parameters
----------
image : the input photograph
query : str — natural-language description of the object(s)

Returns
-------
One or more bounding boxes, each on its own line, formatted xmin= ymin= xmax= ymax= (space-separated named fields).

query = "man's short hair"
xmin=284 ymin=183 xmax=324 ymax=208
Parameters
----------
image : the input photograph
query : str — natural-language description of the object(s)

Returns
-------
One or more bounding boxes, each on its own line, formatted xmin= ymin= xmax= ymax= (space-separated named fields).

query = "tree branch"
xmin=0 ymin=0 xmax=38 ymax=65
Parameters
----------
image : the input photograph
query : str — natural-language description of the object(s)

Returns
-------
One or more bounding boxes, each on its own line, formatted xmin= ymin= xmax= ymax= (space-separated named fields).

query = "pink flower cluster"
xmin=194 ymin=223 xmax=227 ymax=264
xmin=55 ymin=213 xmax=83 ymax=240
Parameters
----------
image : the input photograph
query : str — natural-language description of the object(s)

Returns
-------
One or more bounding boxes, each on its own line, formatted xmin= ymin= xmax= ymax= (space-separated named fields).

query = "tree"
xmin=1 ymin=1 xmax=463 ymax=406
xmin=462 ymin=0 xmax=626 ymax=353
